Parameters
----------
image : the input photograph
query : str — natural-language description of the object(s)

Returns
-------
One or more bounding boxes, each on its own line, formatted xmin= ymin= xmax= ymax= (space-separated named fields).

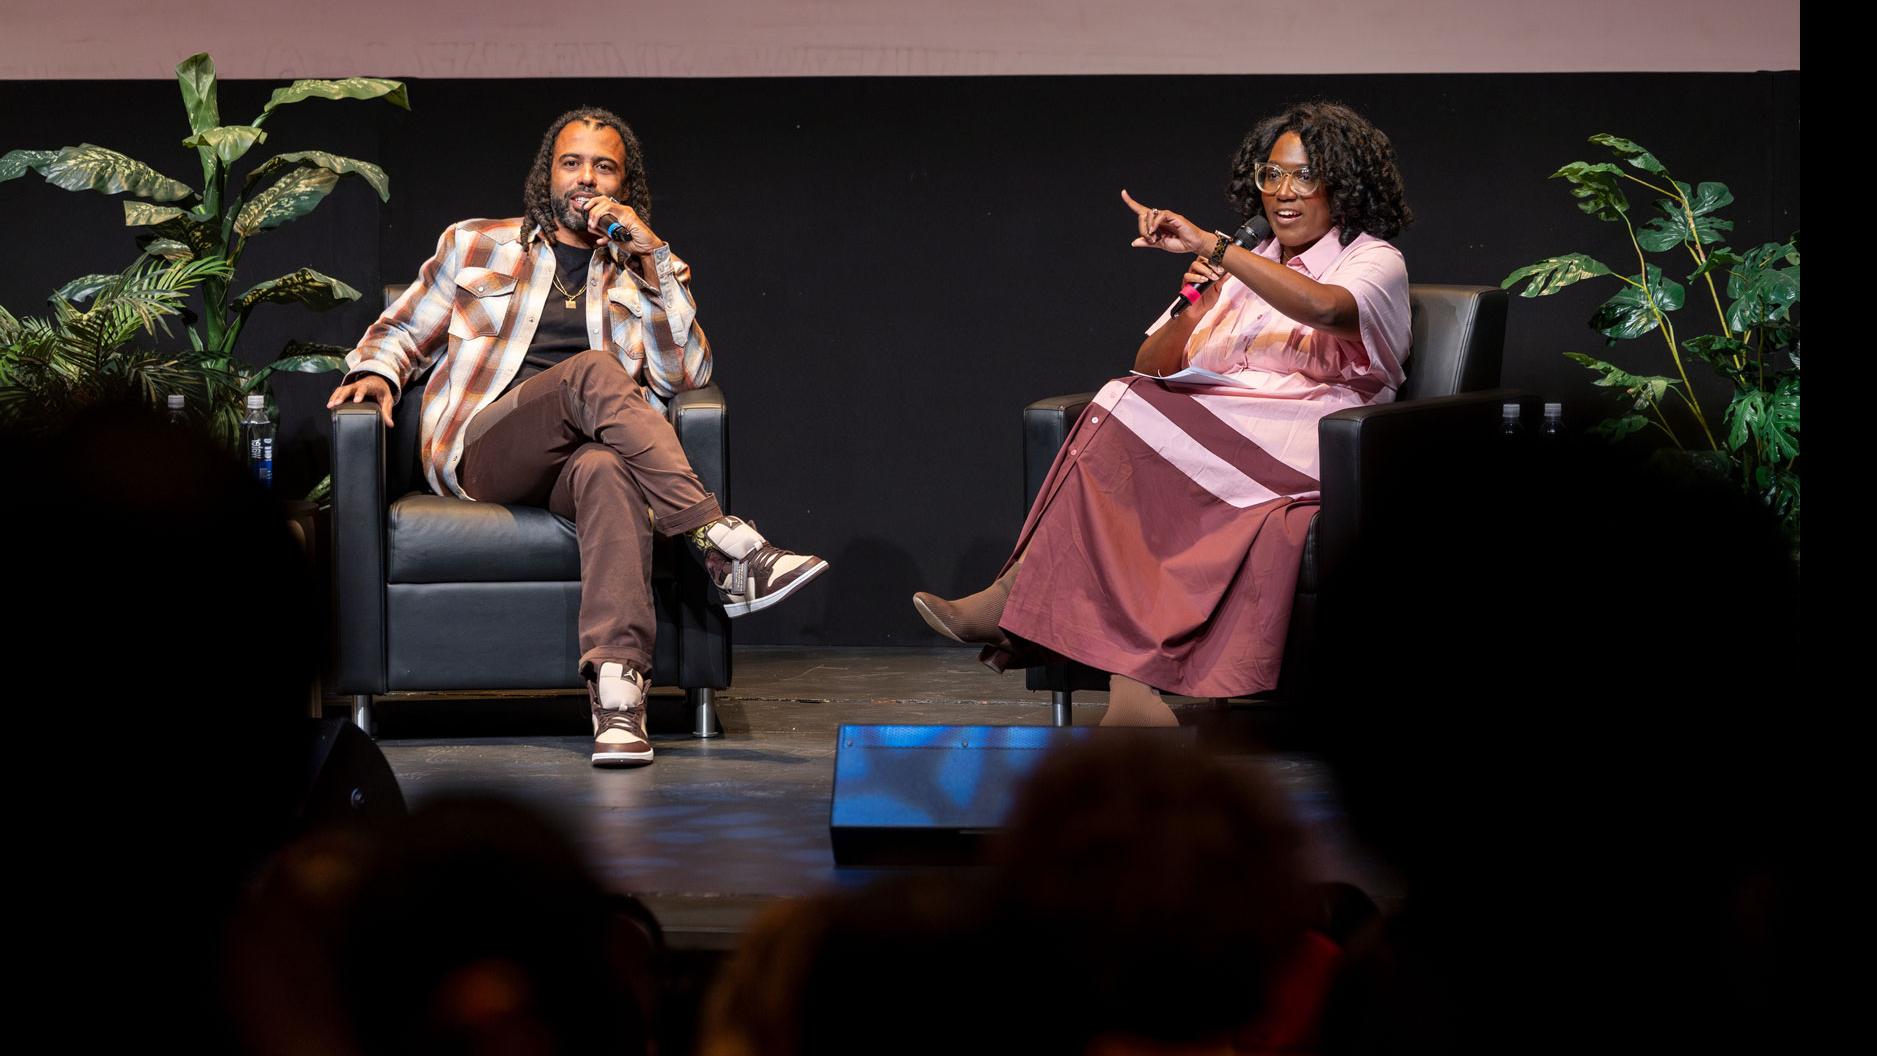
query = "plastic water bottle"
xmin=242 ymin=394 xmax=275 ymax=489
xmin=1501 ymin=401 xmax=1523 ymax=439
xmin=1542 ymin=402 xmax=1564 ymax=439
xmin=165 ymin=394 xmax=186 ymax=425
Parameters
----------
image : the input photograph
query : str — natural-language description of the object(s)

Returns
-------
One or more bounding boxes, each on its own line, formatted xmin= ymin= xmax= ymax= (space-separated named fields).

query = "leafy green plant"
xmin=1 ymin=52 xmax=406 ymax=494
xmin=0 ymin=255 xmax=233 ymax=424
xmin=1503 ymin=135 xmax=1799 ymax=539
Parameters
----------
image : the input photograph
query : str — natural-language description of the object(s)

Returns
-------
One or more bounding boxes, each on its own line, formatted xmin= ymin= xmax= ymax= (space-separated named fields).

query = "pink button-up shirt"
xmin=1148 ymin=227 xmax=1410 ymax=404
xmin=1133 ymin=228 xmax=1411 ymax=486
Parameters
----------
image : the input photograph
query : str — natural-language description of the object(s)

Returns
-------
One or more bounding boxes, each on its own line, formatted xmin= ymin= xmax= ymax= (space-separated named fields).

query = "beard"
xmin=551 ymin=184 xmax=596 ymax=235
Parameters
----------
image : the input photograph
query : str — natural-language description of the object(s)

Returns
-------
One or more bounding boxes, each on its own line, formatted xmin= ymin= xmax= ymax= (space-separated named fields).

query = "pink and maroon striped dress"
xmin=994 ymin=228 xmax=1411 ymax=697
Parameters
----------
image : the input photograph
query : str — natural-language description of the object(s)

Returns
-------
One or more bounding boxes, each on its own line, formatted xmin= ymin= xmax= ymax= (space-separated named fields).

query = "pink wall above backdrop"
xmin=2 ymin=0 xmax=1799 ymax=78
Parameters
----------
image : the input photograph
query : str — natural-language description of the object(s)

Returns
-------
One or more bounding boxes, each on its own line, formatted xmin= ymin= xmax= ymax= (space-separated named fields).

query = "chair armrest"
xmin=1315 ymin=388 xmax=1537 ymax=586
xmin=330 ymin=405 xmax=390 ymax=693
xmin=669 ymin=384 xmax=728 ymax=509
xmin=665 ymin=384 xmax=732 ymax=690
xmin=1023 ymin=392 xmax=1098 ymax=510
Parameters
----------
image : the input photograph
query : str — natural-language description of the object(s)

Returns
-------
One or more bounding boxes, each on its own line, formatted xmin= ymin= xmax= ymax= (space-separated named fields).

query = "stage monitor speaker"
xmin=299 ymin=717 xmax=407 ymax=829
xmin=828 ymin=724 xmax=1192 ymax=866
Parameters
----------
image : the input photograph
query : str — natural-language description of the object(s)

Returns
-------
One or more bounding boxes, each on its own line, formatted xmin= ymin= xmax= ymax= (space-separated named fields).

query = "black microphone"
xmin=594 ymin=210 xmax=632 ymax=244
xmin=577 ymin=194 xmax=632 ymax=244
xmin=1166 ymin=215 xmax=1271 ymax=318
xmin=586 ymin=204 xmax=638 ymax=267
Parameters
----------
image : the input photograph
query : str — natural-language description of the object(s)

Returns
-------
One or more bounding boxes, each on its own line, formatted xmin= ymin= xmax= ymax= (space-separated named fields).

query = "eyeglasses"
xmin=1254 ymin=163 xmax=1322 ymax=197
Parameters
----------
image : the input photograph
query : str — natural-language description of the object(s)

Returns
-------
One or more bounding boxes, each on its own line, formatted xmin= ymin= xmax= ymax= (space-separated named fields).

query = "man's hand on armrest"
xmin=327 ymin=374 xmax=396 ymax=428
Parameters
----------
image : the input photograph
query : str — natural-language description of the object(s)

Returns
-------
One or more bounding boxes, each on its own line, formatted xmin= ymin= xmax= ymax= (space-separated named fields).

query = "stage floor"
xmin=368 ymin=646 xmax=1391 ymax=950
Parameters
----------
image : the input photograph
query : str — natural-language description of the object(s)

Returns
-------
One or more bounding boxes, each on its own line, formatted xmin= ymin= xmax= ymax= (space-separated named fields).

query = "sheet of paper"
xmin=1130 ymin=367 xmax=1257 ymax=388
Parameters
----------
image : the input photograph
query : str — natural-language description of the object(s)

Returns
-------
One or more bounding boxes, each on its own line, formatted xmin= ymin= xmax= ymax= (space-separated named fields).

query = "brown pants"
xmin=459 ymin=349 xmax=723 ymax=678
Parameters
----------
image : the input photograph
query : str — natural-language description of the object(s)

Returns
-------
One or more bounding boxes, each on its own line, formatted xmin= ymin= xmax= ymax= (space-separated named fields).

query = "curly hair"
xmin=521 ymin=106 xmax=652 ymax=237
xmin=1226 ymin=100 xmax=1411 ymax=245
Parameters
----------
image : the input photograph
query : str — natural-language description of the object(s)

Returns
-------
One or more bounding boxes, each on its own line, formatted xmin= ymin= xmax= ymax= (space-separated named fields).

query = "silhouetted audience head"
xmin=1314 ymin=435 xmax=1797 ymax=1052
xmin=705 ymin=736 xmax=1316 ymax=1055
xmin=985 ymin=735 xmax=1315 ymax=1053
xmin=236 ymin=796 xmax=657 ymax=1055
xmin=4 ymin=403 xmax=318 ymax=1046
xmin=702 ymin=873 xmax=990 ymax=1056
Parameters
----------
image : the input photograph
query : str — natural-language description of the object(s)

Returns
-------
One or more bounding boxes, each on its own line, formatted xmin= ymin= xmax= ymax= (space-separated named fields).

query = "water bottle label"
xmin=250 ymin=437 xmax=274 ymax=487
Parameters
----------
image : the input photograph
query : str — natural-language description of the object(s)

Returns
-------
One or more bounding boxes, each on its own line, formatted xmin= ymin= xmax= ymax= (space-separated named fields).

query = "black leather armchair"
xmin=1020 ymin=284 xmax=1516 ymax=722
xmin=330 ymin=289 xmax=732 ymax=737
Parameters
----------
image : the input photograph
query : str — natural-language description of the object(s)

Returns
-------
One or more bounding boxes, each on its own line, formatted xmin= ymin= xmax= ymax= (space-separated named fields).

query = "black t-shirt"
xmin=497 ymin=241 xmax=598 ymax=397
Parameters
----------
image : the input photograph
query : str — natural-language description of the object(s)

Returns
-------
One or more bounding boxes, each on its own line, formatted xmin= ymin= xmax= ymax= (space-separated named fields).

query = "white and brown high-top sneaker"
xmin=695 ymin=516 xmax=829 ymax=617
xmin=589 ymin=662 xmax=654 ymax=767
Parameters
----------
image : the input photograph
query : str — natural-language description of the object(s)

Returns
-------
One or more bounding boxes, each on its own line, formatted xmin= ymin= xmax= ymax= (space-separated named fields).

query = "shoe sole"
xmin=593 ymin=749 xmax=654 ymax=767
xmin=911 ymin=594 xmax=969 ymax=644
xmin=724 ymin=558 xmax=828 ymax=618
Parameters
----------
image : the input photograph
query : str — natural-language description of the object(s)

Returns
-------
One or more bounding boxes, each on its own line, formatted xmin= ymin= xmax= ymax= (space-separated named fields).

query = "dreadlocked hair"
xmin=521 ymin=106 xmax=652 ymax=236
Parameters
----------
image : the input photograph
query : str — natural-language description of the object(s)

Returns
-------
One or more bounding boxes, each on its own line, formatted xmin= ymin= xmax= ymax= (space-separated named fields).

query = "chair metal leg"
xmin=1052 ymin=690 xmax=1074 ymax=727
xmin=690 ymin=687 xmax=722 ymax=739
xmin=352 ymin=694 xmax=375 ymax=737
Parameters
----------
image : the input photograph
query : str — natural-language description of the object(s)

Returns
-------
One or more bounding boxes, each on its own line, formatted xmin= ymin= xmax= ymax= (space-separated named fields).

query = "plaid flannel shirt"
xmin=344 ymin=217 xmax=713 ymax=498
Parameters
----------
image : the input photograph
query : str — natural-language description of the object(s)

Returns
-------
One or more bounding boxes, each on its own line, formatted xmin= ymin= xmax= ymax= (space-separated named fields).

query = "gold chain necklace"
xmin=551 ymin=269 xmax=583 ymax=310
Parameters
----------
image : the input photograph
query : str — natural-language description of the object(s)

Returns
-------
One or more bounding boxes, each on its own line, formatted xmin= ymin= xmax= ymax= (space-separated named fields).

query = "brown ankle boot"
xmin=912 ymin=563 xmax=1019 ymax=646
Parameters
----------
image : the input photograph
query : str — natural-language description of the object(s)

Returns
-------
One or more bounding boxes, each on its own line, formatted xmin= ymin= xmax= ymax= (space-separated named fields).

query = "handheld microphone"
xmin=586 ymin=204 xmax=636 ymax=266
xmin=1166 ymin=215 xmax=1271 ymax=318
xmin=577 ymin=193 xmax=631 ymax=243
xmin=594 ymin=211 xmax=631 ymax=244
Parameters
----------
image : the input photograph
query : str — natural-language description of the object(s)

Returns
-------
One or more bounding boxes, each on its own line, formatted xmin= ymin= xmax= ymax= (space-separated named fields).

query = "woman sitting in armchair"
xmin=914 ymin=100 xmax=1413 ymax=726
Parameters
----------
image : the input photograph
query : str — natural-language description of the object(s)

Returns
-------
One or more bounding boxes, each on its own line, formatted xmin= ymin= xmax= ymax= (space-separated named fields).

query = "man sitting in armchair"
xmin=327 ymin=107 xmax=827 ymax=768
